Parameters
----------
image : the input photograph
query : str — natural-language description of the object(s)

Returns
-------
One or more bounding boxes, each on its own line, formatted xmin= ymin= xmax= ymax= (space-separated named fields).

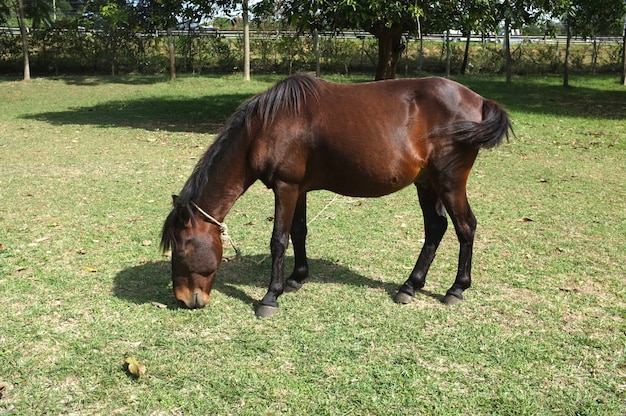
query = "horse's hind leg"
xmin=437 ymin=178 xmax=477 ymax=305
xmin=395 ymin=185 xmax=448 ymax=304
xmin=285 ymin=193 xmax=309 ymax=292
xmin=439 ymin=171 xmax=476 ymax=304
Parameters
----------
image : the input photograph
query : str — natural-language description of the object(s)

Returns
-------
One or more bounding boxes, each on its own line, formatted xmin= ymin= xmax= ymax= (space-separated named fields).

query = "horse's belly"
xmin=305 ymin=121 xmax=428 ymax=197
xmin=309 ymin=160 xmax=424 ymax=197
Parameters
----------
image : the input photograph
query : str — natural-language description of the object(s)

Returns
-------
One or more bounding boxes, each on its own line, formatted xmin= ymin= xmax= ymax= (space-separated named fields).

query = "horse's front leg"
xmin=257 ymin=182 xmax=300 ymax=318
xmin=285 ymin=192 xmax=308 ymax=292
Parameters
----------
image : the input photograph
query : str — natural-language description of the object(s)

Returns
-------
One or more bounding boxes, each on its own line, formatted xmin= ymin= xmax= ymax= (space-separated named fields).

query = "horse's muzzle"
xmin=176 ymin=291 xmax=210 ymax=309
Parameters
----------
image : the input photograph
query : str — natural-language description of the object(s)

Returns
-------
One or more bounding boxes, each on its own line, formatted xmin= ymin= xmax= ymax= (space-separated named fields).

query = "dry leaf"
xmin=84 ymin=267 xmax=98 ymax=273
xmin=0 ymin=243 xmax=4 ymax=251
xmin=521 ymin=217 xmax=534 ymax=222
xmin=142 ymin=240 xmax=152 ymax=246
xmin=128 ymin=362 xmax=141 ymax=375
xmin=151 ymin=301 xmax=168 ymax=309
xmin=124 ymin=357 xmax=146 ymax=378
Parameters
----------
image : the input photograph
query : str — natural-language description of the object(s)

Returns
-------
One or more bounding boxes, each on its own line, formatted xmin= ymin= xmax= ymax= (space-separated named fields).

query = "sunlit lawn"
xmin=0 ymin=73 xmax=624 ymax=415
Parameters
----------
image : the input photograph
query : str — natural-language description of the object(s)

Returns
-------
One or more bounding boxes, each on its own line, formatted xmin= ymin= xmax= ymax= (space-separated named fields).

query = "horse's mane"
xmin=161 ymin=74 xmax=321 ymax=251
xmin=246 ymin=73 xmax=320 ymax=129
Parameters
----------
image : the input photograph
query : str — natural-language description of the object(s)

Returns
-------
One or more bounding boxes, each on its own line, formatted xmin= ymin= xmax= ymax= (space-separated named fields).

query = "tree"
xmin=569 ymin=0 xmax=625 ymax=39
xmin=98 ymin=1 xmax=135 ymax=76
xmin=242 ymin=0 xmax=250 ymax=80
xmin=563 ymin=6 xmax=572 ymax=86
xmin=260 ymin=0 xmax=424 ymax=80
xmin=136 ymin=0 xmax=233 ymax=80
xmin=365 ymin=1 xmax=423 ymax=79
xmin=136 ymin=0 xmax=182 ymax=80
xmin=420 ymin=1 xmax=497 ymax=76
xmin=422 ymin=1 xmax=455 ymax=77
xmin=566 ymin=0 xmax=626 ymax=83
xmin=0 ymin=0 xmax=53 ymax=81
xmin=17 ymin=0 xmax=31 ymax=80
xmin=495 ymin=0 xmax=561 ymax=85
xmin=456 ymin=0 xmax=497 ymax=75
xmin=622 ymin=14 xmax=626 ymax=85
xmin=545 ymin=0 xmax=626 ymax=87
xmin=200 ymin=0 xmax=252 ymax=79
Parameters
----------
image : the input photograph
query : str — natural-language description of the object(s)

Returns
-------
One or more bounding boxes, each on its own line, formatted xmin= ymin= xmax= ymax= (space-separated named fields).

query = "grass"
xmin=0 ymin=73 xmax=625 ymax=415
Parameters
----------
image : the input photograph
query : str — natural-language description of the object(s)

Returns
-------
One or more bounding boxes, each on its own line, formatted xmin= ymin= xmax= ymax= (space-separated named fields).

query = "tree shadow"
xmin=22 ymin=93 xmax=254 ymax=134
xmin=59 ymin=75 xmax=170 ymax=86
xmin=458 ymin=76 xmax=626 ymax=121
xmin=112 ymin=254 xmax=408 ymax=311
xmin=20 ymin=75 xmax=626 ymax=137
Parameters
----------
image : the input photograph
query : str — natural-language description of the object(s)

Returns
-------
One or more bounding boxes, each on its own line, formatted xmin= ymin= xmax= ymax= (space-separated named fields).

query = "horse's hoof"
xmin=256 ymin=304 xmax=279 ymax=318
xmin=441 ymin=294 xmax=463 ymax=305
xmin=284 ymin=279 xmax=303 ymax=293
xmin=394 ymin=291 xmax=414 ymax=304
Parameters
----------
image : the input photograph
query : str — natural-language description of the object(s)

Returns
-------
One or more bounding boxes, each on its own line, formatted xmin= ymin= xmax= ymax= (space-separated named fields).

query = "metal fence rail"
xmin=0 ymin=26 xmax=622 ymax=45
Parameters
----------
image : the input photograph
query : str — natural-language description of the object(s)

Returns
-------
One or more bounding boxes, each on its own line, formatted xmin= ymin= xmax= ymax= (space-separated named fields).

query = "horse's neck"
xmin=195 ymin=145 xmax=254 ymax=222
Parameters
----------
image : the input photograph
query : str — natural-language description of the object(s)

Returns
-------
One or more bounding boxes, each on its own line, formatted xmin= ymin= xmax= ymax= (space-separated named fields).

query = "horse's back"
xmin=309 ymin=76 xmax=484 ymax=134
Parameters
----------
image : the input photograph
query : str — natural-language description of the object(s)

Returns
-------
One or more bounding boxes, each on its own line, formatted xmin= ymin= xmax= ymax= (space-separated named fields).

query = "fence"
xmin=0 ymin=26 xmax=623 ymax=77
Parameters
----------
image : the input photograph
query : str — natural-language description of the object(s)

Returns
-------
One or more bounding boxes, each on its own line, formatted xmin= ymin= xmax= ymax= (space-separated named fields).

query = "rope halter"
xmin=190 ymin=201 xmax=241 ymax=259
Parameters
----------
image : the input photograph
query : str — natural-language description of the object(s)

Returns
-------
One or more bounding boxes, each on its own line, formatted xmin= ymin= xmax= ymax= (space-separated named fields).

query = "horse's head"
xmin=162 ymin=196 xmax=223 ymax=309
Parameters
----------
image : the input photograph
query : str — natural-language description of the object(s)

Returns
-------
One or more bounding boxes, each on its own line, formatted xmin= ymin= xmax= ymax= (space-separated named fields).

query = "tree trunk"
xmin=417 ymin=17 xmax=423 ymax=77
xmin=591 ymin=38 xmax=598 ymax=75
xmin=313 ymin=28 xmax=320 ymax=77
xmin=16 ymin=0 xmax=31 ymax=81
xmin=403 ymin=35 xmax=409 ymax=77
xmin=563 ymin=19 xmax=571 ymax=88
xmin=504 ymin=16 xmax=512 ymax=86
xmin=110 ymin=36 xmax=116 ymax=75
xmin=445 ymin=30 xmax=451 ymax=78
xmin=622 ymin=19 xmax=626 ymax=86
xmin=167 ymin=27 xmax=176 ymax=81
xmin=370 ymin=24 xmax=404 ymax=80
xmin=243 ymin=0 xmax=250 ymax=81
xmin=460 ymin=31 xmax=471 ymax=75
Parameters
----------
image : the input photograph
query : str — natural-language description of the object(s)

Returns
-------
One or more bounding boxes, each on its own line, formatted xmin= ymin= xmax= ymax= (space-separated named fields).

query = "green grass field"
xmin=1 ymin=74 xmax=625 ymax=415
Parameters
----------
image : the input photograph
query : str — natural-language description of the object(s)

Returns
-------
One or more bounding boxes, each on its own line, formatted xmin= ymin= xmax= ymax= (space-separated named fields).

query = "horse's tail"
xmin=447 ymin=99 xmax=513 ymax=149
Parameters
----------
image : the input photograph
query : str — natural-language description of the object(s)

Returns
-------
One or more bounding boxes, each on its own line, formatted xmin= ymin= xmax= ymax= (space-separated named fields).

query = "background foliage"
xmin=0 ymin=30 xmax=625 ymax=77
xmin=1 ymin=0 xmax=625 ymax=79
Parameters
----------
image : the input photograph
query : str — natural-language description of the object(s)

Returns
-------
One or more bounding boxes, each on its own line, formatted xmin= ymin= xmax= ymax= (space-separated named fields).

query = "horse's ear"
xmin=171 ymin=195 xmax=191 ymax=224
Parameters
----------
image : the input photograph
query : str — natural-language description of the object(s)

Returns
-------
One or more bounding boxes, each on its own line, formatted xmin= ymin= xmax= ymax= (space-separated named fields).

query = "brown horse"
xmin=161 ymin=74 xmax=512 ymax=317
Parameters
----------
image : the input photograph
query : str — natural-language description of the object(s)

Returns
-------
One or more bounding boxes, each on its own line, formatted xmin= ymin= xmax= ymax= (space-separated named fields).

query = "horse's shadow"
xmin=113 ymin=254 xmax=443 ymax=310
